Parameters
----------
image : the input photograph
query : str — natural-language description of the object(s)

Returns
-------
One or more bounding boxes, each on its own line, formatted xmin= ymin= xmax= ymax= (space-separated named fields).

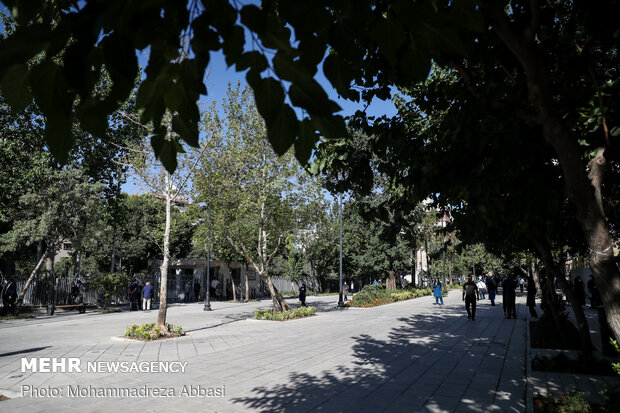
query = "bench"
xmin=47 ymin=303 xmax=86 ymax=316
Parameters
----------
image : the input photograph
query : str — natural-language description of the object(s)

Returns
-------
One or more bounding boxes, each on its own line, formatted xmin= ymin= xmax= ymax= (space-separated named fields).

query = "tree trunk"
xmin=492 ymin=6 xmax=620 ymax=351
xmin=532 ymin=238 xmax=593 ymax=360
xmin=424 ymin=238 xmax=431 ymax=282
xmin=309 ymin=260 xmax=318 ymax=296
xmin=411 ymin=246 xmax=417 ymax=288
xmin=110 ymin=226 xmax=117 ymax=273
xmin=262 ymin=272 xmax=290 ymax=312
xmin=386 ymin=270 xmax=397 ymax=290
xmin=15 ymin=250 xmax=48 ymax=314
xmin=231 ymin=273 xmax=237 ymax=302
xmin=156 ymin=175 xmax=172 ymax=332
xmin=244 ymin=263 xmax=250 ymax=302
xmin=531 ymin=260 xmax=541 ymax=293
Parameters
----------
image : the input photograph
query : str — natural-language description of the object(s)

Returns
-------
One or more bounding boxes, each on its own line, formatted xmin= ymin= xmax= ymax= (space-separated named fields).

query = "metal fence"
xmin=0 ymin=275 xmax=130 ymax=308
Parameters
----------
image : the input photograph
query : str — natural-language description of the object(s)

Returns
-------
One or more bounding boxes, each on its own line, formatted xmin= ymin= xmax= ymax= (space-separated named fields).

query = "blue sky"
xmin=125 ymin=48 xmax=399 ymax=195
xmin=0 ymin=3 xmax=399 ymax=194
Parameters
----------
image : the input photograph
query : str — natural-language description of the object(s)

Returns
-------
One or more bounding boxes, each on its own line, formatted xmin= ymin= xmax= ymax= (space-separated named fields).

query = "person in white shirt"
xmin=476 ymin=278 xmax=487 ymax=300
xmin=210 ymin=278 xmax=219 ymax=300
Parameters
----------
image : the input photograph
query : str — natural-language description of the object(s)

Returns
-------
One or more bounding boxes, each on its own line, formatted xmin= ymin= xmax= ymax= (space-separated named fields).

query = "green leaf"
xmin=250 ymin=77 xmax=285 ymax=128
xmin=310 ymin=115 xmax=348 ymax=139
xmin=323 ymin=53 xmax=358 ymax=101
xmin=136 ymin=78 xmax=165 ymax=129
xmin=295 ymin=119 xmax=317 ymax=165
xmin=273 ymin=51 xmax=313 ymax=83
xmin=172 ymin=115 xmax=199 ymax=148
xmin=235 ymin=51 xmax=268 ymax=72
xmin=29 ymin=61 xmax=76 ymax=163
xmin=266 ymin=104 xmax=298 ymax=156
xmin=370 ymin=19 xmax=405 ymax=67
xmin=398 ymin=49 xmax=431 ymax=83
xmin=610 ymin=126 xmax=620 ymax=137
xmin=150 ymin=130 xmax=178 ymax=174
xmin=289 ymin=80 xmax=341 ymax=116
xmin=0 ymin=64 xmax=33 ymax=112
xmin=0 ymin=24 xmax=51 ymax=73
xmin=222 ymin=25 xmax=245 ymax=66
xmin=240 ymin=5 xmax=265 ymax=34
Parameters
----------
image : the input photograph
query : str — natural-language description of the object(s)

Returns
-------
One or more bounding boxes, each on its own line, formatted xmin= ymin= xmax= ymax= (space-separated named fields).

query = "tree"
xmin=0 ymin=167 xmax=103 ymax=313
xmin=2 ymin=1 xmax=619 ymax=340
xmin=125 ymin=114 xmax=206 ymax=331
xmin=195 ymin=84 xmax=317 ymax=311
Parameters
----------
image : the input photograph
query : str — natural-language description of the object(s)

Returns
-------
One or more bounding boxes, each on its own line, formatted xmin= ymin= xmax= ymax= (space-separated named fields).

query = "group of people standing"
xmin=129 ymin=279 xmax=154 ymax=311
xmin=454 ymin=273 xmax=539 ymax=321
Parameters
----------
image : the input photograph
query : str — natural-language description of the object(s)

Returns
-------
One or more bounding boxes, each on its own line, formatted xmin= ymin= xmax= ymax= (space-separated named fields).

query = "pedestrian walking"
xmin=142 ymin=281 xmax=154 ymax=311
xmin=518 ymin=277 xmax=525 ymax=293
xmin=433 ymin=279 xmax=443 ymax=305
xmin=573 ymin=276 xmax=586 ymax=307
xmin=462 ymin=275 xmax=479 ymax=320
xmin=342 ymin=281 xmax=349 ymax=301
xmin=526 ymin=275 xmax=538 ymax=318
xmin=299 ymin=284 xmax=307 ymax=307
xmin=486 ymin=275 xmax=497 ymax=306
xmin=477 ymin=277 xmax=486 ymax=300
xmin=587 ymin=274 xmax=601 ymax=307
xmin=502 ymin=274 xmax=517 ymax=319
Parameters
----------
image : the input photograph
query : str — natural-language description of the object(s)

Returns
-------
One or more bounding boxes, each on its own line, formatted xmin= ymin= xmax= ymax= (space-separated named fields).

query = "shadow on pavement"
xmin=0 ymin=346 xmax=52 ymax=358
xmin=231 ymin=304 xmax=519 ymax=412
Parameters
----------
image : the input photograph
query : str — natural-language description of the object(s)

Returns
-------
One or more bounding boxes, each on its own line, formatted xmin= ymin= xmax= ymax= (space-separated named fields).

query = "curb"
xmin=526 ymin=317 xmax=534 ymax=413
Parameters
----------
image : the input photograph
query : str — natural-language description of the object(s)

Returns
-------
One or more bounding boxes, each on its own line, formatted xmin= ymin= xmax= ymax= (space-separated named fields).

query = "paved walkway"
xmin=0 ymin=291 xmax=529 ymax=412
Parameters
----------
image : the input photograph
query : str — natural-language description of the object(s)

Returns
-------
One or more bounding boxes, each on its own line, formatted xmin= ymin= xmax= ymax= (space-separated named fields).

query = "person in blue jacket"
xmin=433 ymin=279 xmax=443 ymax=305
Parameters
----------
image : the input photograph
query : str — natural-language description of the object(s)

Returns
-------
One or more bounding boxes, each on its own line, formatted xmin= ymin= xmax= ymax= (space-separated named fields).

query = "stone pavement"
xmin=0 ymin=290 xmax=529 ymax=412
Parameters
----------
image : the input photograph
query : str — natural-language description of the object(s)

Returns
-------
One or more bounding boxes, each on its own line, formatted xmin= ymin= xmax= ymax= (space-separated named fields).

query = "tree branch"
xmin=524 ymin=0 xmax=541 ymax=42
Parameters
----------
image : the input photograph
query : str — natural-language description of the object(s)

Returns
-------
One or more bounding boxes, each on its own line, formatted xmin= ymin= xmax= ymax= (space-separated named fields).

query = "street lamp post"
xmin=203 ymin=204 xmax=212 ymax=311
xmin=338 ymin=193 xmax=345 ymax=308
xmin=442 ymin=216 xmax=446 ymax=293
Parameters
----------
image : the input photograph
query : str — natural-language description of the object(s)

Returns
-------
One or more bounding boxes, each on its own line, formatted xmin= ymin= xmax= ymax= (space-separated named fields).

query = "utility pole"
xmin=338 ymin=194 xmax=345 ymax=308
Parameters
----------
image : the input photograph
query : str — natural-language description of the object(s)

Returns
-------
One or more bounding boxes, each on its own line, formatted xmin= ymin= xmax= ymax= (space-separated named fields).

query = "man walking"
xmin=299 ymin=284 xmax=307 ymax=307
xmin=486 ymin=274 xmax=497 ymax=306
xmin=502 ymin=274 xmax=517 ymax=319
xmin=462 ymin=275 xmax=479 ymax=320
xmin=142 ymin=281 xmax=153 ymax=311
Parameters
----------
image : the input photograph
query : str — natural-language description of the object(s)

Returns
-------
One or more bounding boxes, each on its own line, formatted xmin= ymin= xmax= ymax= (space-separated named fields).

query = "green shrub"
xmin=89 ymin=272 xmax=131 ymax=309
xmin=601 ymin=339 xmax=620 ymax=410
xmin=534 ymin=392 xmax=591 ymax=413
xmin=125 ymin=322 xmax=184 ymax=340
xmin=347 ymin=287 xmax=431 ymax=308
xmin=254 ymin=306 xmax=316 ymax=321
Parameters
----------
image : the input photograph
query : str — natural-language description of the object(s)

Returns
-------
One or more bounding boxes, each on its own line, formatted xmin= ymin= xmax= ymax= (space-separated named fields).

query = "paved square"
xmin=0 ymin=292 xmax=528 ymax=412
